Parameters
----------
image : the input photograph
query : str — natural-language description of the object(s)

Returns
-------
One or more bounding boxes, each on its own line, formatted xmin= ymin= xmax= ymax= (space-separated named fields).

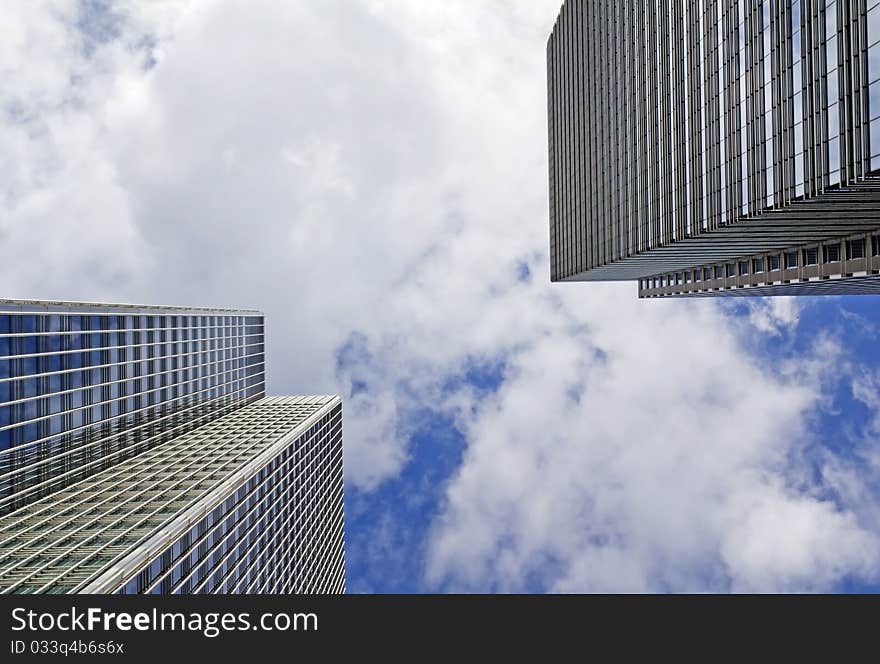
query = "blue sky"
xmin=342 ymin=295 xmax=880 ymax=593
xmin=2 ymin=0 xmax=879 ymax=593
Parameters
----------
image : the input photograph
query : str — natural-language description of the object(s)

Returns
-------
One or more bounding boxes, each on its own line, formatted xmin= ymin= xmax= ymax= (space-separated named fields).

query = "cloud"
xmin=3 ymin=0 xmax=879 ymax=591
xmin=425 ymin=294 xmax=880 ymax=592
xmin=743 ymin=297 xmax=802 ymax=336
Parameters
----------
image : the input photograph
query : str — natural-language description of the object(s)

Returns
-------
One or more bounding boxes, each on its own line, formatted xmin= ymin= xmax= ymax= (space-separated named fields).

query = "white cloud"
xmin=2 ymin=0 xmax=879 ymax=591
xmin=426 ymin=293 xmax=880 ymax=592
xmin=743 ymin=297 xmax=802 ymax=336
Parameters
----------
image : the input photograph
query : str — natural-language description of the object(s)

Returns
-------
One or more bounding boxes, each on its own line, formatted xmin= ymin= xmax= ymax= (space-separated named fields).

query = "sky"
xmin=2 ymin=0 xmax=880 ymax=593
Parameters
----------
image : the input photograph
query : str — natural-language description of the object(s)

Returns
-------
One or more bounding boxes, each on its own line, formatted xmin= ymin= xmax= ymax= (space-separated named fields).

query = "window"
xmin=824 ymin=243 xmax=841 ymax=263
xmin=693 ymin=270 xmax=701 ymax=283
xmin=726 ymin=263 xmax=736 ymax=278
xmin=675 ymin=273 xmax=683 ymax=285
xmin=739 ymin=261 xmax=749 ymax=276
xmin=714 ymin=265 xmax=724 ymax=279
xmin=847 ymin=238 xmax=866 ymax=260
xmin=753 ymin=257 xmax=765 ymax=273
xmin=872 ymin=235 xmax=880 ymax=256
xmin=804 ymin=247 xmax=818 ymax=265
xmin=703 ymin=268 xmax=712 ymax=281
xmin=785 ymin=251 xmax=799 ymax=268
xmin=769 ymin=254 xmax=781 ymax=271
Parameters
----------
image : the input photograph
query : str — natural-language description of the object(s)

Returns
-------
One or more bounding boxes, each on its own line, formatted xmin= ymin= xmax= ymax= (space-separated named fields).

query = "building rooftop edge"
xmin=0 ymin=297 xmax=262 ymax=316
xmin=78 ymin=395 xmax=341 ymax=593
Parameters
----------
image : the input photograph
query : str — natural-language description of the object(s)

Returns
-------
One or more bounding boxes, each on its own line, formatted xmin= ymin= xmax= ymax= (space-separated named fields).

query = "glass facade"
xmin=0 ymin=396 xmax=344 ymax=594
xmin=548 ymin=0 xmax=880 ymax=297
xmin=118 ymin=402 xmax=343 ymax=595
xmin=0 ymin=300 xmax=265 ymax=513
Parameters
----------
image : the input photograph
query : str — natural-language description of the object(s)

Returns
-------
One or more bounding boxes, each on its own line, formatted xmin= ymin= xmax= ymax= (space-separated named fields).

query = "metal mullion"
xmin=4 ymin=411 xmax=282 ymax=593
xmin=79 ymin=399 xmax=333 ymax=594
xmin=0 ymin=420 xmax=260 ymax=569
xmin=0 ymin=406 xmax=280 ymax=549
xmin=0 ymin=332 xmax=263 ymax=365
xmin=287 ymin=507 xmax=343 ymax=594
xmin=0 ymin=345 xmax=263 ymax=408
xmin=311 ymin=520 xmax=345 ymax=594
xmin=158 ymin=418 xmax=331 ymax=594
xmin=244 ymin=441 xmax=341 ymax=594
xmin=0 ymin=415 xmax=241 ymax=542
xmin=0 ymin=385 xmax=257 ymax=500
xmin=0 ymin=332 xmax=266 ymax=383
xmin=230 ymin=419 xmax=342 ymax=593
xmin=260 ymin=496 xmax=343 ymax=594
xmin=0 ymin=379 xmax=264 ymax=512
xmin=294 ymin=446 xmax=344 ymax=593
xmin=0 ymin=364 xmax=264 ymax=456
xmin=0 ymin=321 xmax=259 ymax=341
xmin=288 ymin=444 xmax=343 ymax=594
xmin=294 ymin=497 xmax=344 ymax=594
xmin=0 ymin=358 xmax=264 ymax=434
xmin=0 ymin=303 xmax=258 ymax=316
xmin=241 ymin=425 xmax=342 ymax=594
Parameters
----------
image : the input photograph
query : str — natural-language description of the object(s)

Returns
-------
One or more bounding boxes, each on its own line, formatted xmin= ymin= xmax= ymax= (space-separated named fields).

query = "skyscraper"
xmin=547 ymin=0 xmax=880 ymax=297
xmin=0 ymin=299 xmax=344 ymax=594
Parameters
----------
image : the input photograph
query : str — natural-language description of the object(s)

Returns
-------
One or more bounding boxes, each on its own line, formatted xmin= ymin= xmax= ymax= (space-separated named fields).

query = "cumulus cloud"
xmin=743 ymin=297 xmax=802 ymax=336
xmin=3 ymin=0 xmax=879 ymax=591
xmin=425 ymin=293 xmax=880 ymax=592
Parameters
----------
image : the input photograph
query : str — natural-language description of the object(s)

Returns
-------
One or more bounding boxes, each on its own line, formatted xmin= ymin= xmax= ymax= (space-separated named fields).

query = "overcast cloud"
xmin=2 ymin=0 xmax=879 ymax=592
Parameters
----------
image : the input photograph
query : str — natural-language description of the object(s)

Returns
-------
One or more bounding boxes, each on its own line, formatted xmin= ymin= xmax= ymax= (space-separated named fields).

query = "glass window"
xmin=769 ymin=255 xmax=781 ymax=271
xmin=824 ymin=243 xmax=841 ymax=263
xmin=826 ymin=1 xmax=837 ymax=36
xmin=804 ymin=247 xmax=818 ymax=265
xmin=739 ymin=261 xmax=749 ymax=276
xmin=871 ymin=82 xmax=880 ymax=122
xmin=753 ymin=257 xmax=765 ymax=273
xmin=829 ymin=146 xmax=841 ymax=185
xmin=872 ymin=236 xmax=880 ymax=256
xmin=869 ymin=6 xmax=880 ymax=47
xmin=726 ymin=263 xmax=736 ymax=278
xmin=869 ymin=43 xmax=880 ymax=84
xmin=827 ymin=70 xmax=839 ymax=103
xmin=828 ymin=104 xmax=839 ymax=139
xmin=785 ymin=251 xmax=799 ymax=268
xmin=847 ymin=239 xmax=866 ymax=260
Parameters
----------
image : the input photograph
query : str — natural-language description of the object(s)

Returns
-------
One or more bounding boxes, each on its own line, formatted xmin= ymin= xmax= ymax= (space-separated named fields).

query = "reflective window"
xmin=824 ymin=243 xmax=841 ymax=263
xmin=847 ymin=239 xmax=866 ymax=260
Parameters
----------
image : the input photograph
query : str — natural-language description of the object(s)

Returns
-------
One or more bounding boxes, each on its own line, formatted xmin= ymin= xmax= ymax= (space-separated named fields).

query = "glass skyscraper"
xmin=547 ymin=0 xmax=880 ymax=297
xmin=0 ymin=299 xmax=344 ymax=594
